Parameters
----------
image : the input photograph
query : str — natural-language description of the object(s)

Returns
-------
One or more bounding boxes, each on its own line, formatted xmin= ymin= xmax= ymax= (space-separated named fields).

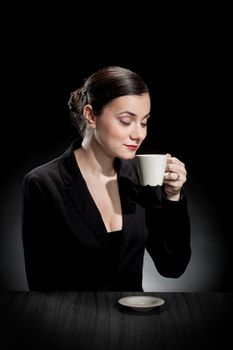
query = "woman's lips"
xmin=125 ymin=145 xmax=138 ymax=151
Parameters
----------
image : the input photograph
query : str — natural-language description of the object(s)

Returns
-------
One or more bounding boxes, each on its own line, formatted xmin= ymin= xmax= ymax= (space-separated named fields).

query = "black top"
xmin=106 ymin=230 xmax=123 ymax=268
xmin=22 ymin=138 xmax=191 ymax=291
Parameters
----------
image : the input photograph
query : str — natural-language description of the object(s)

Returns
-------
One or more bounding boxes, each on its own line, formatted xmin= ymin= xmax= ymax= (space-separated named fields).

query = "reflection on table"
xmin=0 ymin=292 xmax=232 ymax=349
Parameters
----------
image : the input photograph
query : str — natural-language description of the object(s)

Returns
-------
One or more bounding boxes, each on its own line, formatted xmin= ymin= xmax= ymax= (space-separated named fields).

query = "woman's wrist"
xmin=165 ymin=192 xmax=181 ymax=201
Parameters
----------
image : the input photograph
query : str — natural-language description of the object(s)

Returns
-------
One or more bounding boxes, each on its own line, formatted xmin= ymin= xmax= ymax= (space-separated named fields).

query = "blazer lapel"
xmin=58 ymin=140 xmax=110 ymax=256
xmin=117 ymin=161 xmax=140 ymax=258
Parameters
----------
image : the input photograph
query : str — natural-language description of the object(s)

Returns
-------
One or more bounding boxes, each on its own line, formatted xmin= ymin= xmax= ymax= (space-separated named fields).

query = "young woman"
xmin=22 ymin=66 xmax=191 ymax=290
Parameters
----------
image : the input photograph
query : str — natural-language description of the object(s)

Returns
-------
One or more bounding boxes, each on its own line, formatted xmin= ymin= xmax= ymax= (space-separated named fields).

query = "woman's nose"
xmin=130 ymin=124 xmax=146 ymax=141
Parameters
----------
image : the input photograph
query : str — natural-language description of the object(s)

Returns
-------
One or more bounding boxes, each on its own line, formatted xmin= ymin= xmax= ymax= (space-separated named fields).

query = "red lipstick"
xmin=125 ymin=145 xmax=138 ymax=151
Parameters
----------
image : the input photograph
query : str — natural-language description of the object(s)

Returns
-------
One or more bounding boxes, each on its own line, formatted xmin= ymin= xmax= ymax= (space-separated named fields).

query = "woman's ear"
xmin=83 ymin=104 xmax=96 ymax=129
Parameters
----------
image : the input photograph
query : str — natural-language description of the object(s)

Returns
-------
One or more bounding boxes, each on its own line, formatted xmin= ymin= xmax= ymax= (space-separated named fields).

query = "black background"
xmin=0 ymin=8 xmax=231 ymax=291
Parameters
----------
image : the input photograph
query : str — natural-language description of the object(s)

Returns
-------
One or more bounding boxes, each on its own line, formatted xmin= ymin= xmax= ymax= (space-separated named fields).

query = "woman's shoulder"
xmin=23 ymin=157 xmax=61 ymax=186
xmin=24 ymin=139 xmax=77 ymax=182
xmin=23 ymin=139 xmax=79 ymax=187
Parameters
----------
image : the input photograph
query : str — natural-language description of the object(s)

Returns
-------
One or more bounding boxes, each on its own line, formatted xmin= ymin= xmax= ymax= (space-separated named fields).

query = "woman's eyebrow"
xmin=117 ymin=111 xmax=150 ymax=119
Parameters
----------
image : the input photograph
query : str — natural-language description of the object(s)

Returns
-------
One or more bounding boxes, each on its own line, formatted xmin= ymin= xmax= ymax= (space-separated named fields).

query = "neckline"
xmin=72 ymin=147 xmax=123 ymax=235
xmin=106 ymin=229 xmax=123 ymax=236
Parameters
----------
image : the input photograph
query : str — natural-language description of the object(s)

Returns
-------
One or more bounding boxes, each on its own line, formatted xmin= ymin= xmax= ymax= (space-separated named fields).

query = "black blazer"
xmin=22 ymin=139 xmax=191 ymax=291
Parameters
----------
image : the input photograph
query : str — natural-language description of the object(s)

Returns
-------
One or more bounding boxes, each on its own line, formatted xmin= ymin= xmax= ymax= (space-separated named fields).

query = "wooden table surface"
xmin=0 ymin=292 xmax=232 ymax=349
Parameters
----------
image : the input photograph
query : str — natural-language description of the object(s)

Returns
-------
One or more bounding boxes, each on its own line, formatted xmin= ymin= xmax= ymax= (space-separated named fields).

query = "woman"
xmin=22 ymin=66 xmax=191 ymax=291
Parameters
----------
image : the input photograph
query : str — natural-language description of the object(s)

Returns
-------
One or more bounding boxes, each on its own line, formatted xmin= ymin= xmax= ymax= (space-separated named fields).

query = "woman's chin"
xmin=118 ymin=153 xmax=136 ymax=160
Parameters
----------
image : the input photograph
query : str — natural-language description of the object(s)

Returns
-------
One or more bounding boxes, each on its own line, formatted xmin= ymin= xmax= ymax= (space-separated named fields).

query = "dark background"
xmin=0 ymin=10 xmax=231 ymax=291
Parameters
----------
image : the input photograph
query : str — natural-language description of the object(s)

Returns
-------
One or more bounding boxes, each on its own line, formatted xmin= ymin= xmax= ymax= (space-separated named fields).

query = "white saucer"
xmin=118 ymin=295 xmax=165 ymax=312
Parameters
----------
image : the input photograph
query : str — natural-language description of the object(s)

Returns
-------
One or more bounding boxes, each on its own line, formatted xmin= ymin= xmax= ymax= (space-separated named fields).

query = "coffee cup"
xmin=136 ymin=154 xmax=167 ymax=186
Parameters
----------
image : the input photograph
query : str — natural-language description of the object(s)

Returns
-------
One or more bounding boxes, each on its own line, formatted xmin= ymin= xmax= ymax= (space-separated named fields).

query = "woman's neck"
xmin=75 ymin=136 xmax=116 ymax=178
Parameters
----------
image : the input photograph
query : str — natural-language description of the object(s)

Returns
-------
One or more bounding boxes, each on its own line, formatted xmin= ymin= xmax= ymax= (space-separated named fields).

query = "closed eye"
xmin=119 ymin=120 xmax=131 ymax=126
xmin=118 ymin=114 xmax=150 ymax=127
xmin=141 ymin=122 xmax=147 ymax=127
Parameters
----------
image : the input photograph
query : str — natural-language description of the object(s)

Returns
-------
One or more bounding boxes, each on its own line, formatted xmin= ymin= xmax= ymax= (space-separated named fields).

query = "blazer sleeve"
xmin=22 ymin=174 xmax=59 ymax=289
xmin=145 ymin=187 xmax=191 ymax=278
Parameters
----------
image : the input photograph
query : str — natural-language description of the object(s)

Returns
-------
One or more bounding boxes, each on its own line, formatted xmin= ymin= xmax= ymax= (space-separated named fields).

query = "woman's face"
xmin=93 ymin=93 xmax=151 ymax=160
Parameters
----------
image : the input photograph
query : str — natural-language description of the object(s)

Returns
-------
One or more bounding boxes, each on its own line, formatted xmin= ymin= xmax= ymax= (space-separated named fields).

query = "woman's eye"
xmin=120 ymin=120 xmax=131 ymax=126
xmin=141 ymin=123 xmax=147 ymax=127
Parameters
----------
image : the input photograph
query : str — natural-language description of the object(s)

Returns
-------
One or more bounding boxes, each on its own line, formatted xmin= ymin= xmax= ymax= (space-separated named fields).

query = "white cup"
xmin=136 ymin=154 xmax=167 ymax=186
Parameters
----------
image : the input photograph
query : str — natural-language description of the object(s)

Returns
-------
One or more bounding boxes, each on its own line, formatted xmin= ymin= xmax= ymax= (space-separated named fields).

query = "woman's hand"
xmin=163 ymin=154 xmax=187 ymax=201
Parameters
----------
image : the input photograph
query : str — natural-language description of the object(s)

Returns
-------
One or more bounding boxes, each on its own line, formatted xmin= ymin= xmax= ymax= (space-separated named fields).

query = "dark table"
xmin=0 ymin=292 xmax=232 ymax=349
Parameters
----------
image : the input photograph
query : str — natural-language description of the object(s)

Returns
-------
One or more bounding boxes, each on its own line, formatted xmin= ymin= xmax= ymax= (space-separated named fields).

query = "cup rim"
xmin=136 ymin=154 xmax=166 ymax=157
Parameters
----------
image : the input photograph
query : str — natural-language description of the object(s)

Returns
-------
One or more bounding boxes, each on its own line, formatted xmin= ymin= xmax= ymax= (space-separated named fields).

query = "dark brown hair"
xmin=68 ymin=66 xmax=149 ymax=137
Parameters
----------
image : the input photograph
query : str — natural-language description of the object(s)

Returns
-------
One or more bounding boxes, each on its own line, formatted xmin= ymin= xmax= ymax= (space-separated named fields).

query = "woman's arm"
xmin=22 ymin=174 xmax=59 ymax=289
xmin=145 ymin=188 xmax=191 ymax=278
